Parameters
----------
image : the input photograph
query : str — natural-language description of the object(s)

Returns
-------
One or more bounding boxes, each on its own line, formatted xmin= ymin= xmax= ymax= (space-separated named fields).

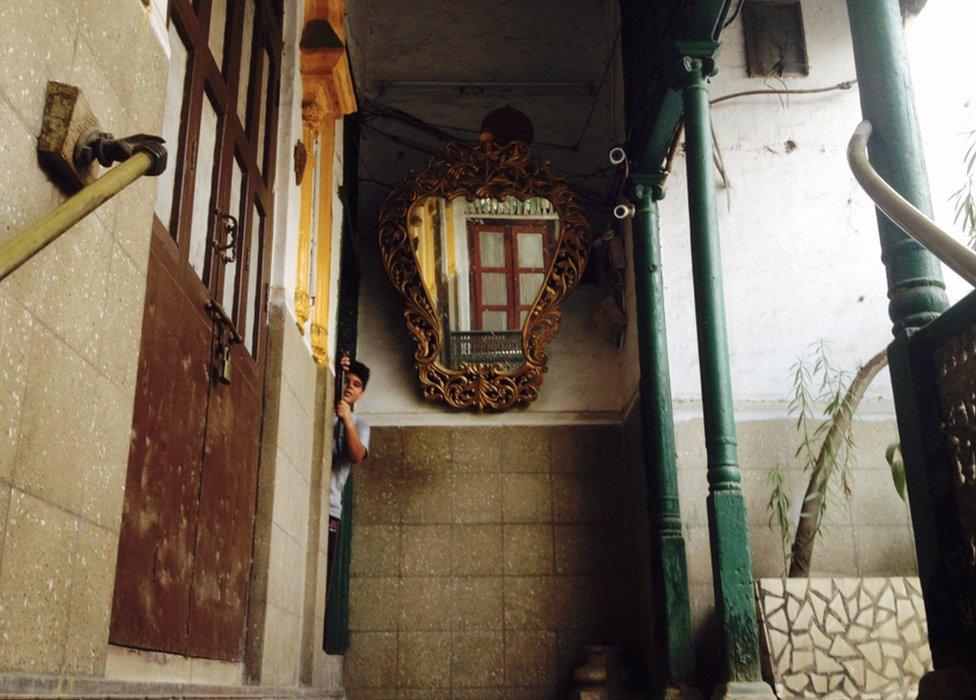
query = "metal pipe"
xmin=848 ymin=120 xmax=976 ymax=287
xmin=0 ymin=151 xmax=153 ymax=282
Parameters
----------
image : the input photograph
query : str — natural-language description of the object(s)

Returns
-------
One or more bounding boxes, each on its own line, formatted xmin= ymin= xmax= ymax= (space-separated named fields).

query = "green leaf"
xmin=886 ymin=442 xmax=907 ymax=502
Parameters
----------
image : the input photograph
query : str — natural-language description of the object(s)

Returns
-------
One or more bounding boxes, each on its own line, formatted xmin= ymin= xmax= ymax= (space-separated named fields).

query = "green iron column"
xmin=630 ymin=178 xmax=695 ymax=692
xmin=847 ymin=2 xmax=961 ymax=693
xmin=676 ymin=43 xmax=773 ymax=697
xmin=846 ymin=0 xmax=948 ymax=334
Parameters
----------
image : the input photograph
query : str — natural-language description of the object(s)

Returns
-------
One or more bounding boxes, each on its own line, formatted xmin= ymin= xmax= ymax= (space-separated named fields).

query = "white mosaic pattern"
xmin=756 ymin=577 xmax=932 ymax=699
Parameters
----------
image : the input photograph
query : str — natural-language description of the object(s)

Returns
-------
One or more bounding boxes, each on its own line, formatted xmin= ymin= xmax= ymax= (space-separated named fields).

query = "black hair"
xmin=347 ymin=359 xmax=370 ymax=389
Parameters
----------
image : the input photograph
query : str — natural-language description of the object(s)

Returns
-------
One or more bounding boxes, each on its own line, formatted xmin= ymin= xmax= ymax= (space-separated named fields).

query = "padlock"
xmin=217 ymin=342 xmax=232 ymax=385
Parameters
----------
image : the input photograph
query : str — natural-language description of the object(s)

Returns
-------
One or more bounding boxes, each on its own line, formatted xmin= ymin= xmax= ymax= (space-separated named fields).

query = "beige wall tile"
xmin=109 ymin=175 xmax=155 ymax=273
xmin=452 ymin=428 xmax=503 ymax=473
xmin=453 ymin=473 xmax=501 ymax=524
xmin=345 ymin=632 xmax=397 ymax=689
xmin=452 ymin=577 xmax=502 ymax=631
xmin=401 ymin=525 xmax=451 ymax=577
xmin=551 ymin=472 xmax=608 ymax=524
xmin=76 ymin=0 xmax=167 ymax=126
xmin=554 ymin=524 xmax=608 ymax=576
xmin=261 ymin=603 xmax=301 ymax=685
xmin=503 ymin=524 xmax=553 ymax=576
xmin=367 ymin=427 xmax=402 ymax=463
xmin=503 ymin=577 xmax=554 ymax=631
xmin=351 ymin=525 xmax=400 ymax=577
xmin=265 ymin=523 xmax=292 ymax=613
xmin=354 ymin=453 xmax=401 ymax=525
xmin=0 ymin=291 xmax=32 ymax=483
xmin=13 ymin=323 xmax=99 ymax=517
xmin=849 ymin=468 xmax=912 ymax=526
xmin=401 ymin=470 xmax=453 ymax=524
xmin=500 ymin=427 xmax=549 ymax=473
xmin=349 ymin=577 xmax=400 ymax=631
xmin=451 ymin=631 xmax=503 ymax=688
xmin=502 ymin=474 xmax=551 ymax=523
xmin=63 ymin=520 xmax=116 ymax=676
xmin=76 ymin=376 xmax=132 ymax=531
xmin=451 ymin=524 xmax=502 ymax=576
xmin=399 ymin=577 xmax=451 ymax=631
xmin=347 ymin=689 xmax=397 ymax=699
xmin=451 ymin=689 xmax=503 ymax=699
xmin=10 ymin=213 xmax=113 ymax=367
xmin=0 ymin=1 xmax=80 ymax=128
xmin=397 ymin=631 xmax=450 ymax=689
xmin=401 ymin=427 xmax=454 ymax=472
xmin=550 ymin=425 xmax=617 ymax=473
xmin=550 ymin=577 xmax=609 ymax=635
xmin=0 ymin=490 xmax=74 ymax=673
xmin=504 ymin=630 xmax=556 ymax=687
xmin=855 ymin=525 xmax=918 ymax=577
xmin=98 ymin=244 xmax=147 ymax=393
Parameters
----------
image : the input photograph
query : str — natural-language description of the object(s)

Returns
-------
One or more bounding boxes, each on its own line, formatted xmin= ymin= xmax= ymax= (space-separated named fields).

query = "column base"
xmin=710 ymin=681 xmax=776 ymax=700
xmin=664 ymin=684 xmax=704 ymax=700
xmin=918 ymin=666 xmax=976 ymax=698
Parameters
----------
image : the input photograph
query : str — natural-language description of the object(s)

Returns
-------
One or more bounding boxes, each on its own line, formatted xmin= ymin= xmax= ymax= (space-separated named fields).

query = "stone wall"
xmin=0 ymin=0 xmax=166 ymax=676
xmin=344 ymin=424 xmax=644 ymax=697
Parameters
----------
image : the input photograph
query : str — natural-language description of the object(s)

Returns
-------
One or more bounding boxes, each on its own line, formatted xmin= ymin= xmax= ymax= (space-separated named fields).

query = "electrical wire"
xmin=723 ymin=0 xmax=746 ymax=28
xmin=574 ymin=24 xmax=622 ymax=151
xmin=709 ymin=80 xmax=858 ymax=106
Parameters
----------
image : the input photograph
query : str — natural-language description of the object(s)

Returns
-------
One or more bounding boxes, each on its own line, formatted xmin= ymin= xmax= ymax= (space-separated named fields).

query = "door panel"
xmin=185 ymin=339 xmax=263 ymax=659
xmin=109 ymin=221 xmax=212 ymax=653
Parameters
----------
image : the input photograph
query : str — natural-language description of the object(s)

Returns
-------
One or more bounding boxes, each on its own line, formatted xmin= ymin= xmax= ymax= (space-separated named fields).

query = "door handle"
xmin=212 ymin=210 xmax=238 ymax=263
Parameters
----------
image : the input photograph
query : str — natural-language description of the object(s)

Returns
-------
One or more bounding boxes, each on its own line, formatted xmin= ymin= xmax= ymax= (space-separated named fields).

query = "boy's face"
xmin=343 ymin=371 xmax=365 ymax=406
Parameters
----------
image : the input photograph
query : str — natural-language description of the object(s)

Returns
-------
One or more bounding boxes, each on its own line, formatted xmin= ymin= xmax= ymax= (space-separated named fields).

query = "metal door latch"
xmin=206 ymin=300 xmax=242 ymax=386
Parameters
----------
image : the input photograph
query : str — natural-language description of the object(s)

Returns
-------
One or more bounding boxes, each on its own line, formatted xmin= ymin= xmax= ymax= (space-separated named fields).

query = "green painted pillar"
xmin=846 ymin=0 xmax=948 ymax=334
xmin=630 ymin=178 xmax=696 ymax=692
xmin=846 ymin=3 xmax=964 ymax=695
xmin=675 ymin=43 xmax=773 ymax=697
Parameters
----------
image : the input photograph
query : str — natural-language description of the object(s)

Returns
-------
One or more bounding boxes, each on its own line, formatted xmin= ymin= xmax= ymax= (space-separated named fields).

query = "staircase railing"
xmin=0 ymin=135 xmax=166 ymax=283
xmin=848 ymin=119 xmax=976 ymax=286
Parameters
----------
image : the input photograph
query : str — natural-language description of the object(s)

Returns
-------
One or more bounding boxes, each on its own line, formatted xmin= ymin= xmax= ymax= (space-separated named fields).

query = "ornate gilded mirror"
xmin=378 ymin=131 xmax=591 ymax=411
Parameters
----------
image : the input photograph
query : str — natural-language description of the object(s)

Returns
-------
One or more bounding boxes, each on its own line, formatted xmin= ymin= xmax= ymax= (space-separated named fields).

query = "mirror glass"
xmin=410 ymin=195 xmax=559 ymax=371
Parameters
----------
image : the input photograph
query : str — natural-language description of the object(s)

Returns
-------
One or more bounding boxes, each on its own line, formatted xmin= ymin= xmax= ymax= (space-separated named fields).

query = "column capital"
xmin=630 ymin=172 xmax=667 ymax=203
xmin=673 ymin=40 xmax=720 ymax=88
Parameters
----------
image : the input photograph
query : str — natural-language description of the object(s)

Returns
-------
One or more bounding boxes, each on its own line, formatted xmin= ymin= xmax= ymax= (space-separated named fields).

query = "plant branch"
xmin=788 ymin=348 xmax=889 ymax=577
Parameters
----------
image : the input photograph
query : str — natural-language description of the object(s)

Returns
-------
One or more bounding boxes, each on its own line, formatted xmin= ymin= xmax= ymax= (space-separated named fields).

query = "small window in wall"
xmin=741 ymin=1 xmax=809 ymax=77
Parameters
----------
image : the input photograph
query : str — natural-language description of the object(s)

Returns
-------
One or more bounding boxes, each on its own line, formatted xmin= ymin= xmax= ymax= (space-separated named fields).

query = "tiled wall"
xmin=345 ymin=425 xmax=643 ymax=698
xmin=248 ymin=302 xmax=333 ymax=686
xmin=0 ymin=0 xmax=166 ymax=676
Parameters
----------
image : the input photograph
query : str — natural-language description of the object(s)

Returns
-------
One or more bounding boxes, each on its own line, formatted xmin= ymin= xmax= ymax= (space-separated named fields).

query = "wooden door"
xmin=110 ymin=0 xmax=281 ymax=661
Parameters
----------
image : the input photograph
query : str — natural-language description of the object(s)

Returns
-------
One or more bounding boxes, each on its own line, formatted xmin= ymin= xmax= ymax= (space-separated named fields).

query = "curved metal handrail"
xmin=848 ymin=119 xmax=976 ymax=286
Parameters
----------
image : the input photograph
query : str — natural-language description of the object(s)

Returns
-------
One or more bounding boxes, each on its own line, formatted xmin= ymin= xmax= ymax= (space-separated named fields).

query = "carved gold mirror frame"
xmin=378 ymin=138 xmax=591 ymax=411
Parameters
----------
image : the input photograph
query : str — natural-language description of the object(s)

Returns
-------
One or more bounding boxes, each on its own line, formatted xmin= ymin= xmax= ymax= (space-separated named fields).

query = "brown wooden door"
xmin=110 ymin=0 xmax=281 ymax=661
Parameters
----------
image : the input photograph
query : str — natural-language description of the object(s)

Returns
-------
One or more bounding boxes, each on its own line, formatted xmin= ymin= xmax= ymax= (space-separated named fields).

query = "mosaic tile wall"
xmin=344 ymin=425 xmax=644 ymax=699
xmin=756 ymin=577 xmax=932 ymax=699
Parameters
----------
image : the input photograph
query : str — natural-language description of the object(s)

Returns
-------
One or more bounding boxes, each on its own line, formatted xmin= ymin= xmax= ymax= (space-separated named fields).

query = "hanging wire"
xmin=573 ymin=24 xmax=622 ymax=151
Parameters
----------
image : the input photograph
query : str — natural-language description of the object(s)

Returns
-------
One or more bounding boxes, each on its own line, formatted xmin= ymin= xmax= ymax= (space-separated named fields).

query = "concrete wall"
xmin=0 ymin=0 xmax=167 ymax=676
xmin=344 ymin=424 xmax=643 ymax=698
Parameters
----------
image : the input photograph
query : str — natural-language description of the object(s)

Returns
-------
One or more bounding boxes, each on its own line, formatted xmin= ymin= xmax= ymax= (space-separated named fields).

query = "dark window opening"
xmin=741 ymin=1 xmax=809 ymax=77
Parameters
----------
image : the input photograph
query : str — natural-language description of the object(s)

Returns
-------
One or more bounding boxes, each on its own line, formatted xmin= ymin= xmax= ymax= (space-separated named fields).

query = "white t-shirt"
xmin=330 ymin=415 xmax=370 ymax=520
